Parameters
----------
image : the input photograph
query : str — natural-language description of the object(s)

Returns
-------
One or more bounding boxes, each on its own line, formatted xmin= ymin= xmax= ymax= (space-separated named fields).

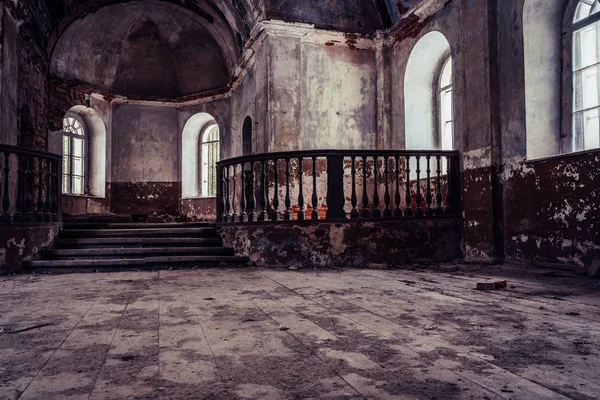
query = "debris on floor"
xmin=476 ymin=279 xmax=507 ymax=290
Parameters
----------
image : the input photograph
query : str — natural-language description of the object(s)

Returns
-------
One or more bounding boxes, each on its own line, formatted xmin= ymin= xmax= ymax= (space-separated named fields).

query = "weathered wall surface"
xmin=0 ymin=6 xmax=18 ymax=145
xmin=502 ymin=151 xmax=600 ymax=266
xmin=221 ymin=219 xmax=462 ymax=267
xmin=263 ymin=23 xmax=378 ymax=153
xmin=496 ymin=0 xmax=599 ymax=267
xmin=181 ymin=198 xmax=217 ymax=221
xmin=111 ymin=104 xmax=180 ymax=214
xmin=0 ymin=223 xmax=60 ymax=274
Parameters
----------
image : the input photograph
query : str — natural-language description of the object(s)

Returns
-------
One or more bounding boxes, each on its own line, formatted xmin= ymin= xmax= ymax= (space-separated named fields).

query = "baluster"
xmin=226 ymin=166 xmax=232 ymax=222
xmin=231 ymin=165 xmax=239 ymax=222
xmin=383 ymin=156 xmax=392 ymax=218
xmin=261 ymin=160 xmax=269 ymax=221
xmin=350 ymin=156 xmax=359 ymax=218
xmin=240 ymin=162 xmax=248 ymax=222
xmin=51 ymin=159 xmax=58 ymax=221
xmin=445 ymin=155 xmax=453 ymax=214
xmin=415 ymin=156 xmax=423 ymax=217
xmin=361 ymin=156 xmax=370 ymax=217
xmin=311 ymin=157 xmax=319 ymax=220
xmin=284 ymin=158 xmax=291 ymax=220
xmin=425 ymin=155 xmax=433 ymax=216
xmin=436 ymin=155 xmax=443 ymax=215
xmin=248 ymin=162 xmax=257 ymax=222
xmin=14 ymin=154 xmax=24 ymax=222
xmin=298 ymin=157 xmax=305 ymax=220
xmin=45 ymin=159 xmax=52 ymax=221
xmin=36 ymin=157 xmax=44 ymax=221
xmin=372 ymin=156 xmax=381 ymax=217
xmin=2 ymin=153 xmax=11 ymax=223
xmin=404 ymin=156 xmax=412 ymax=217
xmin=394 ymin=156 xmax=402 ymax=217
xmin=220 ymin=166 xmax=227 ymax=222
xmin=272 ymin=159 xmax=280 ymax=221
xmin=24 ymin=155 xmax=35 ymax=222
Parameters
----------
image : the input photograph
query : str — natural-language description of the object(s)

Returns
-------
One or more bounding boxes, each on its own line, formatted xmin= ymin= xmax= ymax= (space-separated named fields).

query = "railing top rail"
xmin=0 ymin=144 xmax=62 ymax=161
xmin=217 ymin=149 xmax=460 ymax=167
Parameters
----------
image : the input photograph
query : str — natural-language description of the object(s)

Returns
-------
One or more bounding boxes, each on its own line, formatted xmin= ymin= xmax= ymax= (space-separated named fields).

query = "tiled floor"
xmin=1 ymin=266 xmax=598 ymax=399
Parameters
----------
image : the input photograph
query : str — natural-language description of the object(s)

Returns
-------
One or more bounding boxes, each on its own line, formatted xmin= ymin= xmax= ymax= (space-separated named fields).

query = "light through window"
xmin=62 ymin=117 xmax=86 ymax=195
xmin=439 ymin=57 xmax=453 ymax=151
xmin=201 ymin=125 xmax=220 ymax=197
xmin=573 ymin=0 xmax=600 ymax=150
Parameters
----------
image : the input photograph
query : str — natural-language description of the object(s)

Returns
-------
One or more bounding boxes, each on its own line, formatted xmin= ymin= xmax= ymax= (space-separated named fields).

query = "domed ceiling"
xmin=50 ymin=0 xmax=239 ymax=98
xmin=42 ymin=0 xmax=428 ymax=99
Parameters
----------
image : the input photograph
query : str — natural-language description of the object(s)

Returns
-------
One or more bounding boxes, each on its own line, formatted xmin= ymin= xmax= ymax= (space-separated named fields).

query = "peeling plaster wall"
xmin=111 ymin=104 xmax=180 ymax=215
xmin=221 ymin=219 xmax=462 ymax=267
xmin=0 ymin=223 xmax=61 ymax=274
xmin=502 ymin=152 xmax=600 ymax=266
xmin=262 ymin=23 xmax=378 ymax=153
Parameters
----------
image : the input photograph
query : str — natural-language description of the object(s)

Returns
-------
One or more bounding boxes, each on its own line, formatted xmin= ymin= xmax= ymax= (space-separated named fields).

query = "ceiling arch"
xmin=50 ymin=0 xmax=244 ymax=98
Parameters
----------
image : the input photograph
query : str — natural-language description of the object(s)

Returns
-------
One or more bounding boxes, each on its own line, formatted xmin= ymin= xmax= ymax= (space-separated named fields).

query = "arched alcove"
xmin=242 ymin=116 xmax=253 ymax=156
xmin=182 ymin=113 xmax=218 ymax=199
xmin=523 ymin=0 xmax=567 ymax=158
xmin=404 ymin=31 xmax=452 ymax=150
xmin=66 ymin=105 xmax=107 ymax=197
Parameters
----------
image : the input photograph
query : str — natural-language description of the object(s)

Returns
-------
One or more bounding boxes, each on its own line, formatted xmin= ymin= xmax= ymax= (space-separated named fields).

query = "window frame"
xmin=199 ymin=124 xmax=220 ymax=198
xmin=61 ymin=114 xmax=89 ymax=196
xmin=563 ymin=0 xmax=600 ymax=153
xmin=433 ymin=51 xmax=453 ymax=151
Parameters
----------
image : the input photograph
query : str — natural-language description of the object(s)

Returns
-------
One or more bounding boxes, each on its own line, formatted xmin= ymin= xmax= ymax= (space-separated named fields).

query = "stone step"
xmin=42 ymin=247 xmax=235 ymax=259
xmin=25 ymin=255 xmax=250 ymax=269
xmin=63 ymin=222 xmax=215 ymax=230
xmin=60 ymin=227 xmax=218 ymax=238
xmin=55 ymin=237 xmax=223 ymax=248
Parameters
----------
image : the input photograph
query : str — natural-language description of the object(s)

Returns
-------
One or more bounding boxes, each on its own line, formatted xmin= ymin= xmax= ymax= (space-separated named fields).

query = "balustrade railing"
xmin=0 ymin=144 xmax=62 ymax=224
xmin=216 ymin=150 xmax=461 ymax=224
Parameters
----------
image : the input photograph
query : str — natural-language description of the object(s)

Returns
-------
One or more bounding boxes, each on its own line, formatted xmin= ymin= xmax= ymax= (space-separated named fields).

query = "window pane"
xmin=63 ymin=136 xmax=70 ymax=155
xmin=73 ymin=157 xmax=83 ymax=176
xmin=582 ymin=65 xmax=600 ymax=109
xmin=573 ymin=112 xmax=585 ymax=151
xmin=584 ymin=108 xmax=600 ymax=149
xmin=62 ymin=174 xmax=69 ymax=194
xmin=73 ymin=138 xmax=84 ymax=157
xmin=578 ymin=23 xmax=599 ymax=69
xmin=72 ymin=176 xmax=83 ymax=195
xmin=440 ymin=58 xmax=452 ymax=88
xmin=62 ymin=155 xmax=70 ymax=174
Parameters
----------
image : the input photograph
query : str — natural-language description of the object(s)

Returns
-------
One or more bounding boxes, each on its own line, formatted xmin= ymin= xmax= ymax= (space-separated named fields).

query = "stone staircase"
xmin=25 ymin=222 xmax=249 ymax=272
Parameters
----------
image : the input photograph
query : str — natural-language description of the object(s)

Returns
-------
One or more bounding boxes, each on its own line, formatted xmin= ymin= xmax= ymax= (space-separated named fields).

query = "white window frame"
xmin=62 ymin=115 xmax=88 ymax=195
xmin=200 ymin=124 xmax=220 ymax=198
xmin=570 ymin=0 xmax=600 ymax=151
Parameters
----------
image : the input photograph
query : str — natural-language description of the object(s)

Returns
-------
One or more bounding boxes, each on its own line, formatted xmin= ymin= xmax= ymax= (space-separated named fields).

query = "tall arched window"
xmin=438 ymin=57 xmax=453 ymax=151
xmin=201 ymin=124 xmax=220 ymax=197
xmin=572 ymin=0 xmax=600 ymax=151
xmin=404 ymin=31 xmax=452 ymax=151
xmin=62 ymin=116 xmax=87 ymax=195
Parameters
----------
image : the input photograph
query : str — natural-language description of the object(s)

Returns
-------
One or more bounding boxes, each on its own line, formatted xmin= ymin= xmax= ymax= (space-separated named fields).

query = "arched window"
xmin=404 ymin=31 xmax=452 ymax=151
xmin=572 ymin=0 xmax=600 ymax=151
xmin=201 ymin=124 xmax=220 ymax=197
xmin=62 ymin=116 xmax=87 ymax=195
xmin=438 ymin=57 xmax=453 ymax=151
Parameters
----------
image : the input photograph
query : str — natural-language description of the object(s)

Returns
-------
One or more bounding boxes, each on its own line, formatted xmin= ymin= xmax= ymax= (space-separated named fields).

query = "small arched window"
xmin=62 ymin=116 xmax=87 ymax=195
xmin=572 ymin=0 xmax=600 ymax=151
xmin=201 ymin=124 xmax=220 ymax=197
xmin=438 ymin=57 xmax=453 ymax=151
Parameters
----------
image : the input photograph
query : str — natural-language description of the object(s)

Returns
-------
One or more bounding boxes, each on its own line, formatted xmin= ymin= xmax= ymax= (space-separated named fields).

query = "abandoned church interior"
xmin=0 ymin=0 xmax=600 ymax=398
